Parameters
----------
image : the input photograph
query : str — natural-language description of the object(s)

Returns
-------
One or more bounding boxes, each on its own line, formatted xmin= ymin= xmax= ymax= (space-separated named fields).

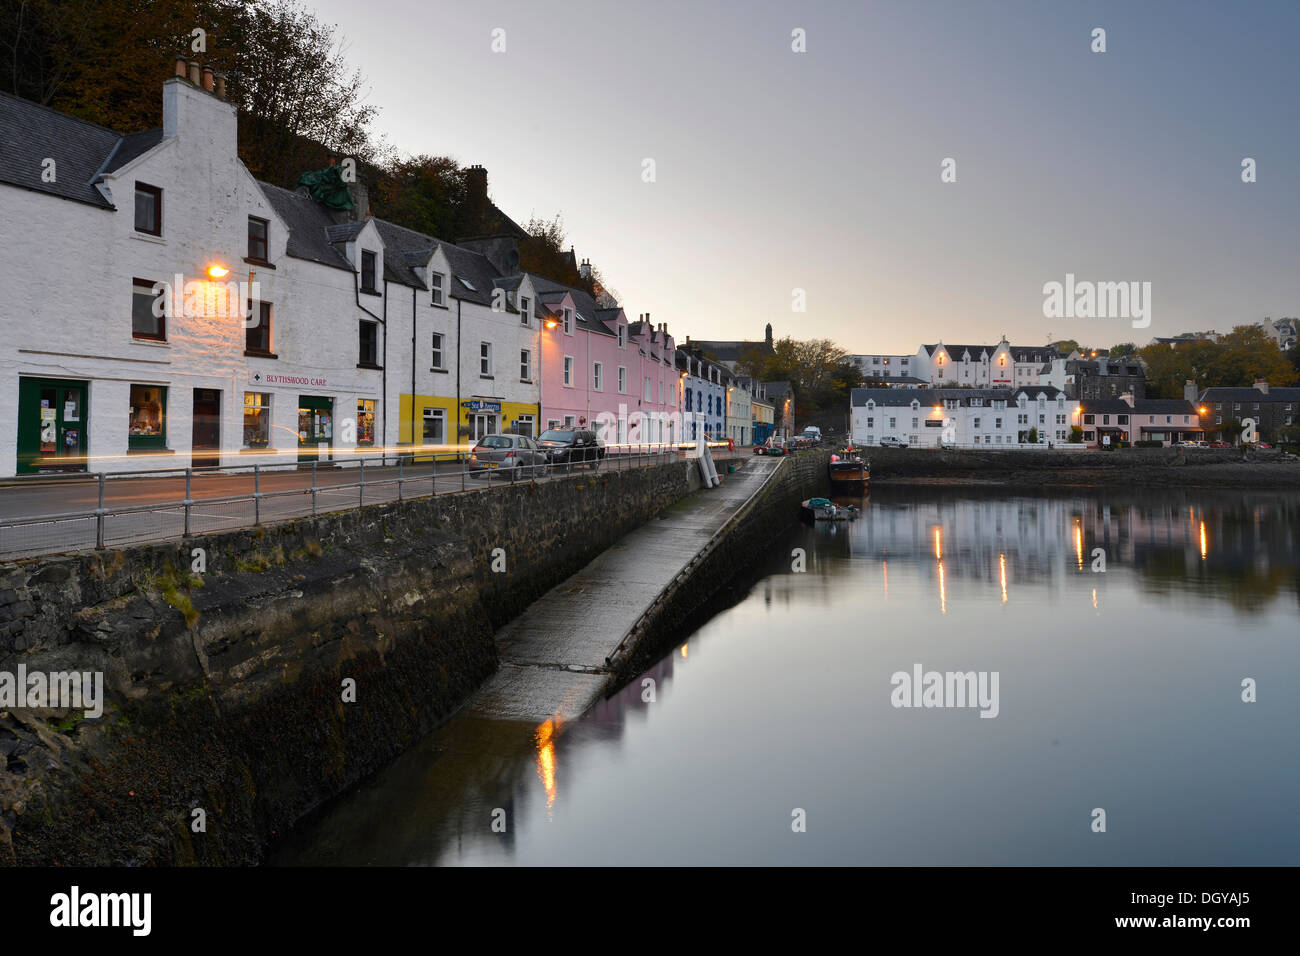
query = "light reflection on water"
xmin=274 ymin=487 xmax=1300 ymax=866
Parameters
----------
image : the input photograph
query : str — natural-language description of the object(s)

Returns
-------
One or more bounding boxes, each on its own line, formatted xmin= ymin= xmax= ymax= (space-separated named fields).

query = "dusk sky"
xmin=308 ymin=0 xmax=1300 ymax=353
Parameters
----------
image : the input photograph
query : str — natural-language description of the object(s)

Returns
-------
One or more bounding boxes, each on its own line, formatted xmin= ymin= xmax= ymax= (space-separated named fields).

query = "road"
xmin=0 ymin=448 xmax=751 ymax=559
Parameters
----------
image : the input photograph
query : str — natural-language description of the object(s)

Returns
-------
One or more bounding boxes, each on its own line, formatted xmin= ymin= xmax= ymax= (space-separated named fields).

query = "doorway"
xmin=469 ymin=412 xmax=498 ymax=442
xmin=191 ymin=388 xmax=221 ymax=468
xmin=298 ymin=396 xmax=334 ymax=462
xmin=16 ymin=377 xmax=88 ymax=474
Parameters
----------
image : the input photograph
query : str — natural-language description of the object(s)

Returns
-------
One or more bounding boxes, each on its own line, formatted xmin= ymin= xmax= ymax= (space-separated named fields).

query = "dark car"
xmin=466 ymin=434 xmax=549 ymax=479
xmin=537 ymin=428 xmax=605 ymax=472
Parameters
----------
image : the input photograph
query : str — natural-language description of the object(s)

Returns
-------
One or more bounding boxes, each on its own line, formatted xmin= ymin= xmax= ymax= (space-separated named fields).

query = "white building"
xmin=0 ymin=62 xmax=396 ymax=476
xmin=847 ymin=353 xmax=924 ymax=386
xmin=912 ymin=339 xmax=1064 ymax=389
xmin=850 ymin=387 xmax=1080 ymax=448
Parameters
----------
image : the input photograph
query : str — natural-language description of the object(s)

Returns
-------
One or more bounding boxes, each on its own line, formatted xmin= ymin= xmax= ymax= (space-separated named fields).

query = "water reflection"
xmin=275 ymin=486 xmax=1300 ymax=866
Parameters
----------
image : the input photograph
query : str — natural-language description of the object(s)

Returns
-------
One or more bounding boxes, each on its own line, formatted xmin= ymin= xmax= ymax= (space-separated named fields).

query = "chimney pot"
xmin=215 ymin=72 xmax=227 ymax=99
xmin=174 ymin=56 xmax=188 ymax=78
xmin=201 ymin=65 xmax=215 ymax=92
xmin=188 ymin=61 xmax=201 ymax=85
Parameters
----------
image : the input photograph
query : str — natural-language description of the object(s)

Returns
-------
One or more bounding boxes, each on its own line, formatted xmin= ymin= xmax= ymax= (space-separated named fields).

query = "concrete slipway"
xmin=468 ymin=454 xmax=781 ymax=724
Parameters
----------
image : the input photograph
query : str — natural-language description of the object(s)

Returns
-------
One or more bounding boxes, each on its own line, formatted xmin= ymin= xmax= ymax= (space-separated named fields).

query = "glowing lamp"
xmin=207 ymin=264 xmax=230 ymax=279
xmin=545 ymin=319 xmax=559 ymax=329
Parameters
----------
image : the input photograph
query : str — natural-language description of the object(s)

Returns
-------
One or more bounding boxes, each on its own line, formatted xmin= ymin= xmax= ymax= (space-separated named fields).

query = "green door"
xmin=16 ymin=377 xmax=89 ymax=475
xmin=297 ymin=395 xmax=334 ymax=462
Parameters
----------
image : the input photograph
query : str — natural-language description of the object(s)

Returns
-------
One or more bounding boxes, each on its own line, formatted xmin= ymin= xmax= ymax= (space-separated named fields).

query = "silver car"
xmin=466 ymin=434 xmax=550 ymax=479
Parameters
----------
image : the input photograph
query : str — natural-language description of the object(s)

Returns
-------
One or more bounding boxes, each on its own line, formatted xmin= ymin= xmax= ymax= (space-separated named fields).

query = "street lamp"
xmin=207 ymin=264 xmax=230 ymax=279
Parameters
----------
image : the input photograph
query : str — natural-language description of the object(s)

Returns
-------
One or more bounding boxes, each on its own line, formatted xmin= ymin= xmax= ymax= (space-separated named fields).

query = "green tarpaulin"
xmin=296 ymin=166 xmax=354 ymax=210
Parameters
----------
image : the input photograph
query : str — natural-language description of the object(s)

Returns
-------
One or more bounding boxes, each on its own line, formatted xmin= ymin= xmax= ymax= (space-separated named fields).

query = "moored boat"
xmin=800 ymin=497 xmax=860 ymax=522
xmin=828 ymin=455 xmax=869 ymax=492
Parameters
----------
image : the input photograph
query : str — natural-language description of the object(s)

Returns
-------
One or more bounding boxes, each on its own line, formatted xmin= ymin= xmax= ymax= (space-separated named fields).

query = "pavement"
xmin=465 ymin=454 xmax=780 ymax=724
xmin=0 ymin=449 xmax=751 ymax=560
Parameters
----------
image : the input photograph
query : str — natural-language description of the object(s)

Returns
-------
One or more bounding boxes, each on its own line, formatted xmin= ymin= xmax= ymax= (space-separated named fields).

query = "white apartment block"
xmin=850 ymin=387 xmax=1080 ymax=448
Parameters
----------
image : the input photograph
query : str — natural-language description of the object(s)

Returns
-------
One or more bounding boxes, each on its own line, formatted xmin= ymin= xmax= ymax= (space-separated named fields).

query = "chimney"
xmin=188 ymin=60 xmax=201 ymax=85
xmin=1119 ymin=391 xmax=1135 ymax=408
xmin=214 ymin=72 xmax=227 ymax=99
xmin=579 ymin=258 xmax=591 ymax=280
xmin=174 ymin=55 xmax=188 ymax=78
xmin=1254 ymin=379 xmax=1269 ymax=395
xmin=465 ymin=164 xmax=488 ymax=202
xmin=1183 ymin=380 xmax=1198 ymax=403
xmin=201 ymin=64 xmax=215 ymax=91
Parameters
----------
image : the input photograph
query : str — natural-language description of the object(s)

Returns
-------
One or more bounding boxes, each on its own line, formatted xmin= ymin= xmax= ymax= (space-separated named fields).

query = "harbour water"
xmin=275 ymin=486 xmax=1300 ymax=865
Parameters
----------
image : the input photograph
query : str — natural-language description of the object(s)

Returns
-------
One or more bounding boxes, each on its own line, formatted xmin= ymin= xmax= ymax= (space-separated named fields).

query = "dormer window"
xmin=361 ymin=251 xmax=377 ymax=293
xmin=134 ymin=183 xmax=162 ymax=236
xmin=431 ymin=272 xmax=444 ymax=306
xmin=618 ymin=325 xmax=627 ymax=348
xmin=519 ymin=296 xmax=531 ymax=325
xmin=563 ymin=308 xmax=573 ymax=335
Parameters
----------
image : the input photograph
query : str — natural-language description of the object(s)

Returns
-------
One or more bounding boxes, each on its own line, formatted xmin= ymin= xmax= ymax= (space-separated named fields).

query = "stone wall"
xmin=0 ymin=457 xmax=702 ymax=865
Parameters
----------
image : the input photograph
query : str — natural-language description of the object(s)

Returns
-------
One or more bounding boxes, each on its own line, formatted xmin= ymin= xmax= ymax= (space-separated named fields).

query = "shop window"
xmin=243 ymin=392 xmax=271 ymax=448
xmin=356 ymin=399 xmax=376 ymax=446
xmin=422 ymin=408 xmax=446 ymax=446
xmin=128 ymin=385 xmax=166 ymax=449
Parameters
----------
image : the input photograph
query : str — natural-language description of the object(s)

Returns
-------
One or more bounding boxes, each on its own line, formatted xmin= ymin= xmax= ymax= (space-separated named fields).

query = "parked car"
xmin=879 ymin=436 xmax=909 ymax=448
xmin=801 ymin=426 xmax=822 ymax=444
xmin=1254 ymin=441 xmax=1273 ymax=449
xmin=537 ymin=428 xmax=604 ymax=471
xmin=1209 ymin=440 xmax=1232 ymax=448
xmin=466 ymin=434 xmax=549 ymax=479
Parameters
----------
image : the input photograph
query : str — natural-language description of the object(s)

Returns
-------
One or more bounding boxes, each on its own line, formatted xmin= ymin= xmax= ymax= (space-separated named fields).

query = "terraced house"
xmin=851 ymin=387 xmax=1080 ymax=448
xmin=0 ymin=62 xmax=690 ymax=477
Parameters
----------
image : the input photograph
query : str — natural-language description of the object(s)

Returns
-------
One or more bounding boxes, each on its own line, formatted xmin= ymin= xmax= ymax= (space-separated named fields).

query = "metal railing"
xmin=0 ymin=443 xmax=725 ymax=560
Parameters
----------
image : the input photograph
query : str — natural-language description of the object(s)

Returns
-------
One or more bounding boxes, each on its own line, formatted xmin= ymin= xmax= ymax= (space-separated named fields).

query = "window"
xmin=431 ymin=273 xmax=445 ymax=306
xmin=593 ymin=362 xmax=603 ymax=390
xmin=357 ymin=399 xmax=376 ymax=445
xmin=247 ymin=216 xmax=269 ymax=261
xmin=520 ymin=349 xmax=531 ymax=381
xmin=458 ymin=276 xmax=477 ymax=292
xmin=645 ymin=377 xmax=652 ymax=402
xmin=563 ymin=415 xmax=576 ymax=428
xmin=1084 ymin=414 xmax=1095 ymax=425
xmin=243 ymin=392 xmax=271 ymax=448
xmin=618 ymin=325 xmax=627 ymax=348
xmin=479 ymin=342 xmax=492 ymax=377
xmin=128 ymin=385 xmax=166 ymax=449
xmin=246 ymin=301 xmax=272 ymax=354
xmin=422 ymin=407 xmax=445 ymax=446
xmin=519 ymin=296 xmax=530 ymax=325
xmin=547 ymin=419 xmax=560 ymax=431
xmin=911 ymin=418 xmax=918 ymax=429
xmin=889 ymin=417 xmax=897 ymax=428
xmin=431 ymin=332 xmax=445 ymax=369
xmin=866 ymin=417 xmax=874 ymax=428
xmin=974 ymin=417 xmax=981 ymax=429
xmin=995 ymin=418 xmax=1003 ymax=428
xmin=361 ymin=251 xmax=377 ymax=293
xmin=618 ymin=366 xmax=627 ymax=393
xmin=132 ymin=278 xmax=166 ymax=341
xmin=564 ymin=356 xmax=574 ymax=386
xmin=563 ymin=308 xmax=573 ymax=335
xmin=134 ymin=183 xmax=162 ymax=235
xmin=359 ymin=320 xmax=378 ymax=366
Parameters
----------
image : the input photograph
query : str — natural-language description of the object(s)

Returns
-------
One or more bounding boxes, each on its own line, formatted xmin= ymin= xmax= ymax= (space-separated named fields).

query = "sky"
xmin=303 ymin=0 xmax=1300 ymax=353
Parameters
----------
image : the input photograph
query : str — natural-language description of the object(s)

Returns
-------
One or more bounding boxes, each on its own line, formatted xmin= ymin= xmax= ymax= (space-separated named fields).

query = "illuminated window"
xmin=356 ymin=399 xmax=376 ymax=446
xmin=128 ymin=385 xmax=166 ymax=450
xmin=243 ymin=392 xmax=271 ymax=448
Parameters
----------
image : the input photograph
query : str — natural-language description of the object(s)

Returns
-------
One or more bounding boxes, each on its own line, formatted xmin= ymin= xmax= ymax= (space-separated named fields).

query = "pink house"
xmin=1078 ymin=393 xmax=1203 ymax=447
xmin=535 ymin=276 xmax=678 ymax=445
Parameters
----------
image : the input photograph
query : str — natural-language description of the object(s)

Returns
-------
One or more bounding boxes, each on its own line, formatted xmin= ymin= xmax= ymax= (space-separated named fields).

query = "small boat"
xmin=800 ymin=497 xmax=860 ymax=522
xmin=828 ymin=455 xmax=869 ymax=492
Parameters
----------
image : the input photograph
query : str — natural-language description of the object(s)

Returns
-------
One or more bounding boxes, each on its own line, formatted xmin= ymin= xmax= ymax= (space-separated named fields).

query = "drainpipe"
xmin=411 ymin=286 xmax=417 ymax=448
xmin=455 ymin=297 xmax=462 ymax=448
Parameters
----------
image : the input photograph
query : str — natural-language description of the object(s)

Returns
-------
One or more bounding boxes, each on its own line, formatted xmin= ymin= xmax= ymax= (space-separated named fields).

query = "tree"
xmin=518 ymin=214 xmax=591 ymax=293
xmin=1139 ymin=325 xmax=1297 ymax=398
xmin=1108 ymin=342 xmax=1138 ymax=356
xmin=1069 ymin=425 xmax=1084 ymax=443
xmin=1049 ymin=339 xmax=1081 ymax=355
xmin=1026 ymin=426 xmax=1039 ymax=444
xmin=371 ymin=154 xmax=465 ymax=240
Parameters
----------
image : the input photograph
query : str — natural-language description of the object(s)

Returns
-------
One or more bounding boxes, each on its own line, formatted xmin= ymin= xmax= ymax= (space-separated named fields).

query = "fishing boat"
xmin=800 ymin=497 xmax=860 ymax=522
xmin=828 ymin=454 xmax=869 ymax=492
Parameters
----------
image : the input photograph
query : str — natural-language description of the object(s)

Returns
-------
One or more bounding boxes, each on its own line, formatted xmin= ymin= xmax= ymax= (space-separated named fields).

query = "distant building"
xmin=847 ymin=353 xmax=919 ymax=384
xmin=850 ymin=387 xmax=1079 ymax=448
xmin=1078 ymin=395 xmax=1201 ymax=447
xmin=684 ymin=324 xmax=775 ymax=372
xmin=1195 ymin=381 xmax=1300 ymax=442
xmin=914 ymin=338 xmax=1063 ymax=388
xmin=1254 ymin=317 xmax=1298 ymax=351
xmin=1043 ymin=357 xmax=1147 ymax=400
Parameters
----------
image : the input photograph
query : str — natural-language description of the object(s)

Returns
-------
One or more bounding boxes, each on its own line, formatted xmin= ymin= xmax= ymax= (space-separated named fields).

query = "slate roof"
xmin=687 ymin=338 xmax=771 ymax=363
xmin=259 ymin=183 xmax=355 ymax=272
xmin=1198 ymin=386 xmax=1300 ymax=403
xmin=104 ymin=128 xmax=164 ymax=173
xmin=1079 ymin=398 xmax=1197 ymax=415
xmin=0 ymin=91 xmax=128 ymax=208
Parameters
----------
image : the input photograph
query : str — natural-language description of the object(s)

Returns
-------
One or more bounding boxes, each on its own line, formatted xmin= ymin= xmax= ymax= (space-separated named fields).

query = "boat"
xmin=800 ymin=497 xmax=860 ymax=522
xmin=828 ymin=454 xmax=869 ymax=492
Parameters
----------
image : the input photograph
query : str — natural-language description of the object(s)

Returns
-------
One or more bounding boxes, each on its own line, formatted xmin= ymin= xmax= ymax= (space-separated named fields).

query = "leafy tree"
xmin=1026 ymin=426 xmax=1039 ymax=444
xmin=1108 ymin=342 xmax=1138 ymax=356
xmin=1138 ymin=325 xmax=1298 ymax=398
xmin=518 ymin=214 xmax=593 ymax=293
xmin=1069 ymin=425 xmax=1084 ymax=443
xmin=371 ymin=154 xmax=465 ymax=240
xmin=1049 ymin=339 xmax=1081 ymax=355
